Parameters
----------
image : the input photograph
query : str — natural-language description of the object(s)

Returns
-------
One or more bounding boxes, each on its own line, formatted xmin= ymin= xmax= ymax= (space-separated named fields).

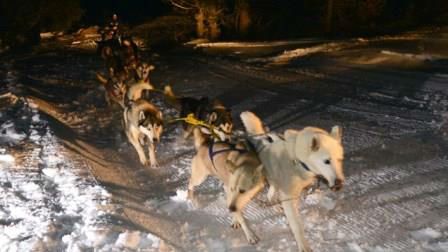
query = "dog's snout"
xmin=331 ymin=178 xmax=344 ymax=191
xmin=229 ymin=205 xmax=237 ymax=212
xmin=316 ymin=175 xmax=329 ymax=186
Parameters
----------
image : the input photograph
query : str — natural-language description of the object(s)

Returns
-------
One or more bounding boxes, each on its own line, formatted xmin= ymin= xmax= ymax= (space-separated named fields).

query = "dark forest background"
xmin=1 ymin=0 xmax=447 ymax=49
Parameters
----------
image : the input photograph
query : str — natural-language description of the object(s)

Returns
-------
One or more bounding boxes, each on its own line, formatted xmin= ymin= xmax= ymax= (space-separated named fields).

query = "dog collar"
xmin=293 ymin=159 xmax=311 ymax=172
xmin=300 ymin=161 xmax=311 ymax=172
xmin=208 ymin=141 xmax=247 ymax=171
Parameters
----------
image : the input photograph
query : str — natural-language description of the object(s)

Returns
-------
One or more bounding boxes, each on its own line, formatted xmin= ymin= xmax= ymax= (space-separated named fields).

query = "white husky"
xmin=240 ymin=111 xmax=344 ymax=252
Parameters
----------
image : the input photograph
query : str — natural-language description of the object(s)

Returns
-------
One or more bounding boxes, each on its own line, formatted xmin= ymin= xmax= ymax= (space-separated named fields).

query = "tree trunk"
xmin=208 ymin=7 xmax=221 ymax=41
xmin=208 ymin=16 xmax=220 ymax=40
xmin=325 ymin=0 xmax=334 ymax=34
xmin=235 ymin=0 xmax=251 ymax=38
xmin=195 ymin=8 xmax=206 ymax=38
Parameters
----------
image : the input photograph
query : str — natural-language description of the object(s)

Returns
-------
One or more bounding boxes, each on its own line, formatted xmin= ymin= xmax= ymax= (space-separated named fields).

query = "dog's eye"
xmin=239 ymin=189 xmax=246 ymax=194
xmin=324 ymin=159 xmax=331 ymax=165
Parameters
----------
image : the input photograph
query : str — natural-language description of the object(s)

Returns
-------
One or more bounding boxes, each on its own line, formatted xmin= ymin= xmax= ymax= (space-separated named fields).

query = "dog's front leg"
xmin=128 ymin=134 xmax=148 ymax=165
xmin=232 ymin=211 xmax=259 ymax=245
xmin=267 ymin=185 xmax=277 ymax=203
xmin=148 ymin=142 xmax=159 ymax=168
xmin=280 ymin=191 xmax=311 ymax=252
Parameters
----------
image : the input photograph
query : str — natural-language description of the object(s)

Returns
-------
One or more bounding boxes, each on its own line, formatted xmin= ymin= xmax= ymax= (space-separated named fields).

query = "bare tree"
xmin=358 ymin=0 xmax=385 ymax=27
xmin=234 ymin=0 xmax=251 ymax=37
xmin=0 ymin=0 xmax=82 ymax=48
xmin=167 ymin=0 xmax=224 ymax=40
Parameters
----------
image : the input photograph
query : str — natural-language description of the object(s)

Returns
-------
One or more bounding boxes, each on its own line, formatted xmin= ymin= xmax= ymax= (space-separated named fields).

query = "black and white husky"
xmin=123 ymin=99 xmax=163 ymax=168
xmin=163 ymin=85 xmax=233 ymax=141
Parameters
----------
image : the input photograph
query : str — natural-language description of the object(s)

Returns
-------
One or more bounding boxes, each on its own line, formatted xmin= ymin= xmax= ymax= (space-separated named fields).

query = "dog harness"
xmin=208 ymin=141 xmax=247 ymax=170
xmin=246 ymin=134 xmax=311 ymax=172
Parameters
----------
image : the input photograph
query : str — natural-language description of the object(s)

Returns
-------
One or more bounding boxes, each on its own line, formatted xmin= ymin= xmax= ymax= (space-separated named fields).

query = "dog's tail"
xmin=163 ymin=85 xmax=180 ymax=110
xmin=96 ymin=72 xmax=108 ymax=86
xmin=240 ymin=111 xmax=266 ymax=135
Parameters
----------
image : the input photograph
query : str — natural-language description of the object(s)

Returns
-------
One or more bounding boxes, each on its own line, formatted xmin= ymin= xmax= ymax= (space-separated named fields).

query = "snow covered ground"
xmin=1 ymin=27 xmax=448 ymax=251
xmin=0 ymin=85 xmax=166 ymax=251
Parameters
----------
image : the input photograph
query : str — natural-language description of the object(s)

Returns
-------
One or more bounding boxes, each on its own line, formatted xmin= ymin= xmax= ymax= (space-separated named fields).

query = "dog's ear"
xmin=149 ymin=65 xmax=155 ymax=71
xmin=209 ymin=112 xmax=218 ymax=123
xmin=157 ymin=111 xmax=163 ymax=120
xmin=331 ymin=126 xmax=342 ymax=143
xmin=123 ymin=39 xmax=131 ymax=46
xmin=139 ymin=111 xmax=146 ymax=122
xmin=311 ymin=136 xmax=320 ymax=151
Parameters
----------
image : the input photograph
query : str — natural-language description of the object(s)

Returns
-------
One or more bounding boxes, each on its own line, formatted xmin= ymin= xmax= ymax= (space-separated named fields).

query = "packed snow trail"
xmin=1 ymin=28 xmax=448 ymax=251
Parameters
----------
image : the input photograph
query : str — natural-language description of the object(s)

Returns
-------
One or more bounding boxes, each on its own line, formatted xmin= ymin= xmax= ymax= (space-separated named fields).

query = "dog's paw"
xmin=247 ymin=233 xmax=260 ymax=245
xmin=187 ymin=189 xmax=195 ymax=200
xmin=187 ymin=190 xmax=201 ymax=208
xmin=139 ymin=158 xmax=148 ymax=166
xmin=267 ymin=186 xmax=277 ymax=203
xmin=231 ymin=221 xmax=241 ymax=229
xmin=298 ymin=246 xmax=312 ymax=252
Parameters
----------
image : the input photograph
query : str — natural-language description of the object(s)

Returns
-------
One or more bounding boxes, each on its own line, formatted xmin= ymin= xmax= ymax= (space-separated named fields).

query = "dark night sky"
xmin=79 ymin=0 xmax=170 ymax=25
xmin=1 ymin=0 xmax=448 ymax=49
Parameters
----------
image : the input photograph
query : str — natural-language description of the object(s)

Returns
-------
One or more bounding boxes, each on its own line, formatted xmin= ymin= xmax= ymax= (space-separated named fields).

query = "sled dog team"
xmin=95 ymin=31 xmax=344 ymax=252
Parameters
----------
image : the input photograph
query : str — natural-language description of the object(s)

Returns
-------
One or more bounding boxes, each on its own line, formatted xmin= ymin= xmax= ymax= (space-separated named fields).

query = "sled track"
xmin=3 ymin=44 xmax=448 ymax=251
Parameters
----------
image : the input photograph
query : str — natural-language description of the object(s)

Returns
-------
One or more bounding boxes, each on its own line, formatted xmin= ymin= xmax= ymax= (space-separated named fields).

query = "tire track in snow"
xmin=195 ymin=57 xmax=300 ymax=84
xmin=6 ymin=45 xmax=448 ymax=251
xmin=335 ymin=193 xmax=448 ymax=239
xmin=344 ymin=158 xmax=448 ymax=197
xmin=314 ymin=156 xmax=448 ymax=251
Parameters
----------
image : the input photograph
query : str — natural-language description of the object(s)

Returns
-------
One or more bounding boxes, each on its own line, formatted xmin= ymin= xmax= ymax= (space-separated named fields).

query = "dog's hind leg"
xmin=280 ymin=192 xmax=311 ymax=252
xmin=232 ymin=211 xmax=259 ymax=244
